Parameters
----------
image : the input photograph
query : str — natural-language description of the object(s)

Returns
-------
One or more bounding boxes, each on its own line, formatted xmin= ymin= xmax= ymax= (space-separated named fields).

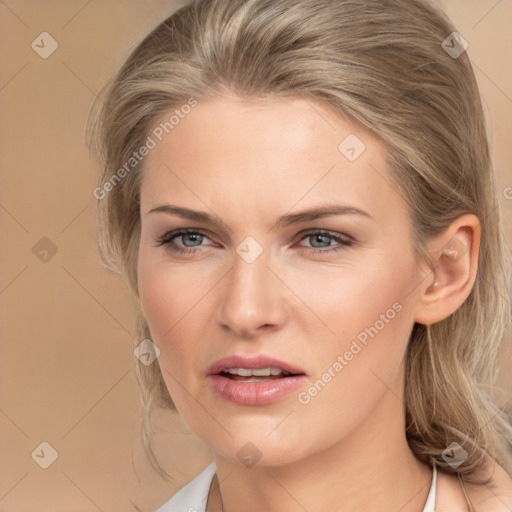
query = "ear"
xmin=413 ymin=214 xmax=481 ymax=326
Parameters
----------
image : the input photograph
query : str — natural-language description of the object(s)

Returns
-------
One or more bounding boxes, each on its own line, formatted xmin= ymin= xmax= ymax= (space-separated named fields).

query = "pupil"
xmin=311 ymin=234 xmax=330 ymax=248
xmin=183 ymin=233 xmax=202 ymax=247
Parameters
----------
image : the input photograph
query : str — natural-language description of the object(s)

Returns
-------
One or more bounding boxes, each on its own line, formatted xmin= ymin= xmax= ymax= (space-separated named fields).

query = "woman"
xmin=89 ymin=0 xmax=512 ymax=510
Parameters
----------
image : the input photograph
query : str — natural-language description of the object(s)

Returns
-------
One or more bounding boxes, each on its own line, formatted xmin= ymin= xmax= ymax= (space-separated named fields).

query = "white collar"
xmin=155 ymin=462 xmax=437 ymax=512
xmin=155 ymin=463 xmax=215 ymax=512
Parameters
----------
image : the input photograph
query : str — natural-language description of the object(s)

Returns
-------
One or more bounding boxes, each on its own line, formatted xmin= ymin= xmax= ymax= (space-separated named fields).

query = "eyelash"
xmin=154 ymin=228 xmax=354 ymax=255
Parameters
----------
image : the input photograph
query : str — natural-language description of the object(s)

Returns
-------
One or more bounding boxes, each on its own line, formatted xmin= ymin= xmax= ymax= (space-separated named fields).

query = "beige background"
xmin=0 ymin=1 xmax=511 ymax=510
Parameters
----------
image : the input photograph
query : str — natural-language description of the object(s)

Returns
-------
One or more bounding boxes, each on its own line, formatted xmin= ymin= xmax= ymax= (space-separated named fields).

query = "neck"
xmin=208 ymin=365 xmax=433 ymax=512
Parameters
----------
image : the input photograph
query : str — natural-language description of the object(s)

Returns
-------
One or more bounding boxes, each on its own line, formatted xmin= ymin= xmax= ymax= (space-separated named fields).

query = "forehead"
xmin=140 ymin=95 xmax=406 ymax=226
xmin=145 ymin=94 xmax=379 ymax=169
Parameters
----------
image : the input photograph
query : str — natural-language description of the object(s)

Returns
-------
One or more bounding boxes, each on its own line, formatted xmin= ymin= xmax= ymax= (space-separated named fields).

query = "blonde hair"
xmin=88 ymin=0 xmax=512 ymax=483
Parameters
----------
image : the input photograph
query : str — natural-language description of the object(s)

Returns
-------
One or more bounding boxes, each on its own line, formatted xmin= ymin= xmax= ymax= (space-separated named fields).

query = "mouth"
xmin=218 ymin=367 xmax=301 ymax=382
xmin=207 ymin=356 xmax=307 ymax=406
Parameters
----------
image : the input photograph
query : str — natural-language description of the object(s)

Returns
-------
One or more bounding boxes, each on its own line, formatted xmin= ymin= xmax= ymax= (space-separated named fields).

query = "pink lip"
xmin=207 ymin=354 xmax=307 ymax=406
xmin=207 ymin=355 xmax=305 ymax=376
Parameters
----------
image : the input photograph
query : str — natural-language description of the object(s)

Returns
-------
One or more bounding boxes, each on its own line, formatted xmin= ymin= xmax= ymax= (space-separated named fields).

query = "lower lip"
xmin=208 ymin=374 xmax=307 ymax=406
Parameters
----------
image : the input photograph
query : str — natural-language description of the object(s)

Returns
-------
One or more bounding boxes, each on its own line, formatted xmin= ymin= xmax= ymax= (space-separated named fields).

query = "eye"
xmin=155 ymin=228 xmax=354 ymax=256
xmin=297 ymin=230 xmax=353 ymax=254
xmin=155 ymin=229 xmax=213 ymax=254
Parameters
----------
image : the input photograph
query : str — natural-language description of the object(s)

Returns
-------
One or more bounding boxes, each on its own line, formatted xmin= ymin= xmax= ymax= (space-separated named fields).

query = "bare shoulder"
xmin=464 ymin=459 xmax=512 ymax=511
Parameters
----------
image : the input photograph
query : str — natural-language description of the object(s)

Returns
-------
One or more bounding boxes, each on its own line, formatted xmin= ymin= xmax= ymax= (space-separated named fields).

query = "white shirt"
xmin=155 ymin=462 xmax=437 ymax=512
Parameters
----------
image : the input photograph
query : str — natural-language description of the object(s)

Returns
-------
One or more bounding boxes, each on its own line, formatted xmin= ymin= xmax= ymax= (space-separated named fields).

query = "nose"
xmin=217 ymin=248 xmax=288 ymax=338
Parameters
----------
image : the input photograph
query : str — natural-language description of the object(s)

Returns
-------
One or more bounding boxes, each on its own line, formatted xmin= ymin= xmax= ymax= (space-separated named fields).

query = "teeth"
xmin=223 ymin=367 xmax=283 ymax=377
xmin=252 ymin=368 xmax=271 ymax=376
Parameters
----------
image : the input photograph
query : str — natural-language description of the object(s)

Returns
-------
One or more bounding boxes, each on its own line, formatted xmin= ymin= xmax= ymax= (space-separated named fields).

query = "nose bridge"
xmin=218 ymin=242 xmax=286 ymax=335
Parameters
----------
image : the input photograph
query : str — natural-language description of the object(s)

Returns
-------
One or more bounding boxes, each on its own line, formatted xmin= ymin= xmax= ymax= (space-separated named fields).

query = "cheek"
xmin=137 ymin=262 xmax=196 ymax=414
xmin=291 ymin=256 xmax=413 ymax=352
xmin=137 ymin=248 xmax=221 ymax=396
xmin=138 ymin=252 xmax=187 ymax=353
xmin=290 ymin=255 xmax=416 ymax=404
xmin=138 ymin=244 xmax=213 ymax=337
xmin=287 ymin=265 xmax=414 ymax=454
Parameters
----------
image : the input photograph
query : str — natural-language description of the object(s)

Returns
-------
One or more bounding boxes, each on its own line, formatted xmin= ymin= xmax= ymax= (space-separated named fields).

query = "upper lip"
xmin=207 ymin=355 xmax=306 ymax=376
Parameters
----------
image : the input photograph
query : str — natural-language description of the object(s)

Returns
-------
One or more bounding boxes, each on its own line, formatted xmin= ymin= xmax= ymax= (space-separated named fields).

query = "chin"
xmin=201 ymin=425 xmax=313 ymax=468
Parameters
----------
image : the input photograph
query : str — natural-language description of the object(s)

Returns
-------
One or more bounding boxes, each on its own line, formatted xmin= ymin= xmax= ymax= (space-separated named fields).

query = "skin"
xmin=137 ymin=94 xmax=511 ymax=511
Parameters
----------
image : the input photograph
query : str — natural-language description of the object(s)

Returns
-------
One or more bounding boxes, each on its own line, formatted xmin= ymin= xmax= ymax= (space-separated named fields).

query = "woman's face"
xmin=138 ymin=95 xmax=426 ymax=466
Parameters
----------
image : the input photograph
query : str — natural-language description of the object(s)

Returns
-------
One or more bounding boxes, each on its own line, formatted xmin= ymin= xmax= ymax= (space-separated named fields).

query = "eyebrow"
xmin=147 ymin=203 xmax=374 ymax=231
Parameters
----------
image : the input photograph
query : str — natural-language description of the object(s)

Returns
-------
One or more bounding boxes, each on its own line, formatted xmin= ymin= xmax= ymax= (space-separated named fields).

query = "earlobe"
xmin=413 ymin=214 xmax=481 ymax=326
